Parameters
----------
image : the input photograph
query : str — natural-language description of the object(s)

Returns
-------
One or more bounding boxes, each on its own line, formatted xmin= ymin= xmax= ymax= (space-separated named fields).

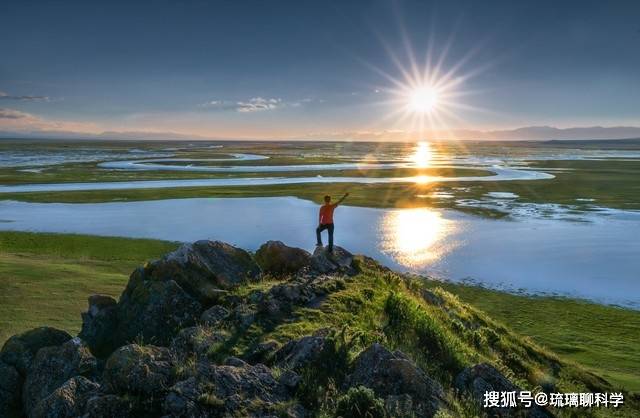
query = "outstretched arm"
xmin=336 ymin=192 xmax=350 ymax=206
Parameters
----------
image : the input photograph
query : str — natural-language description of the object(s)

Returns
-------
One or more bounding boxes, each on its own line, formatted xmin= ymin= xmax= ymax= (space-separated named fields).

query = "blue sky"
xmin=1 ymin=0 xmax=639 ymax=139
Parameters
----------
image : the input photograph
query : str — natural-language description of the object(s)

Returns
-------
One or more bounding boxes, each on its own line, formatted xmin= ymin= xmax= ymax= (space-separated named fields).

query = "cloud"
xmin=236 ymin=97 xmax=281 ymax=112
xmin=201 ymin=96 xmax=319 ymax=112
xmin=0 ymin=108 xmax=31 ymax=119
xmin=0 ymin=91 xmax=50 ymax=102
xmin=0 ymin=107 xmax=99 ymax=133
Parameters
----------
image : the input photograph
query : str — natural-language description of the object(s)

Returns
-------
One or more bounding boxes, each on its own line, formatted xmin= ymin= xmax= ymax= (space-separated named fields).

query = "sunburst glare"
xmin=361 ymin=22 xmax=491 ymax=141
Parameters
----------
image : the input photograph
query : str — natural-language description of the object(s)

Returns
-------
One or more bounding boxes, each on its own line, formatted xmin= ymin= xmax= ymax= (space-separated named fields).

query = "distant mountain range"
xmin=1 ymin=125 xmax=640 ymax=141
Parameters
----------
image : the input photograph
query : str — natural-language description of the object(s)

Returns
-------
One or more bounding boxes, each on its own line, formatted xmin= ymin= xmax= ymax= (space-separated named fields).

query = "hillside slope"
xmin=0 ymin=240 xmax=636 ymax=417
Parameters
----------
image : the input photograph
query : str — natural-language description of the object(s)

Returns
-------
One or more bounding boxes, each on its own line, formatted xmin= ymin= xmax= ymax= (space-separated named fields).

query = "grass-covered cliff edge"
xmin=1 ymin=234 xmax=638 ymax=417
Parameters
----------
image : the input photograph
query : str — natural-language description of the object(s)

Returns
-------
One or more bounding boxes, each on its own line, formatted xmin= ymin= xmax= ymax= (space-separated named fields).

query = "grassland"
xmin=1 ymin=231 xmax=638 ymax=396
xmin=2 ymin=160 xmax=639 ymax=221
xmin=0 ymin=231 xmax=178 ymax=343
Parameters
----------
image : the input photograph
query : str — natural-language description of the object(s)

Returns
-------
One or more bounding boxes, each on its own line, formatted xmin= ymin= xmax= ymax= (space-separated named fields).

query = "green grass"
xmin=2 ymin=159 xmax=639 ymax=220
xmin=0 ymin=232 xmax=178 ymax=343
xmin=1 ymin=230 xmax=638 ymax=403
xmin=428 ymin=282 xmax=640 ymax=392
xmin=215 ymin=258 xmax=639 ymax=416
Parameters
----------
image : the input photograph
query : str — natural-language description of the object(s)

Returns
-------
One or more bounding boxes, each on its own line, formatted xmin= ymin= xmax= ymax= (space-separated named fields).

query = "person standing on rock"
xmin=316 ymin=192 xmax=349 ymax=253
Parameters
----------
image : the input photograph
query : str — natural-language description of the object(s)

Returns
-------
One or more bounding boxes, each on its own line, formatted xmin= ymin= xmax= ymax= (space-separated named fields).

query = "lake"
xmin=1 ymin=196 xmax=638 ymax=308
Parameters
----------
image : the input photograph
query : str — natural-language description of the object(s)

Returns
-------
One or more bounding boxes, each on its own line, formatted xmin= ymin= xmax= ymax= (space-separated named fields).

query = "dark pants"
xmin=316 ymin=223 xmax=334 ymax=251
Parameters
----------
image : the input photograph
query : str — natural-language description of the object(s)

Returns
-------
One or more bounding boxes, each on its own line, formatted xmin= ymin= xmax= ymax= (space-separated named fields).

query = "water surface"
xmin=1 ymin=197 xmax=637 ymax=308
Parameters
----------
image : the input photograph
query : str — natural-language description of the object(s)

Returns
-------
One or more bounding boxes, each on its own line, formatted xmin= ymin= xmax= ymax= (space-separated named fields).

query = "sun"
xmin=408 ymin=86 xmax=439 ymax=113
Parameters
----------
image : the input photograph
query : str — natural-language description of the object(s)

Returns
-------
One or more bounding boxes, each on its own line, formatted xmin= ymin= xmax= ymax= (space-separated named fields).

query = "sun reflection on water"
xmin=411 ymin=141 xmax=432 ymax=168
xmin=380 ymin=208 xmax=456 ymax=268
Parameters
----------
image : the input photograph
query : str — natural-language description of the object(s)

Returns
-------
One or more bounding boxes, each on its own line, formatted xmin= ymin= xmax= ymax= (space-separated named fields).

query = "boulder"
xmin=231 ymin=303 xmax=257 ymax=328
xmin=104 ymin=344 xmax=174 ymax=398
xmin=30 ymin=376 xmax=100 ymax=418
xmin=79 ymin=295 xmax=119 ymax=358
xmin=170 ymin=326 xmax=228 ymax=362
xmin=0 ymin=361 xmax=22 ymax=418
xmin=245 ymin=340 xmax=280 ymax=364
xmin=346 ymin=343 xmax=446 ymax=418
xmin=115 ymin=269 xmax=203 ymax=347
xmin=258 ymin=275 xmax=346 ymax=317
xmin=310 ymin=246 xmax=356 ymax=275
xmin=1 ymin=327 xmax=72 ymax=375
xmin=255 ymin=241 xmax=311 ymax=275
xmin=164 ymin=361 xmax=302 ymax=417
xmin=145 ymin=240 xmax=260 ymax=303
xmin=83 ymin=394 xmax=136 ymax=418
xmin=22 ymin=337 xmax=97 ymax=415
xmin=455 ymin=363 xmax=554 ymax=417
xmin=200 ymin=305 xmax=230 ymax=326
xmin=274 ymin=336 xmax=327 ymax=372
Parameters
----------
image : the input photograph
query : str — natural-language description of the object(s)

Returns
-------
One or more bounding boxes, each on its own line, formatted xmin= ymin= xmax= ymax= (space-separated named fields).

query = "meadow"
xmin=1 ymin=230 xmax=638 ymax=394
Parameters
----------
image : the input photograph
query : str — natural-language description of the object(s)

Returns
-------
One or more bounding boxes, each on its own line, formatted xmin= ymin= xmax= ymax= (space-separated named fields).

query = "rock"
xmin=255 ymin=241 xmax=311 ymax=275
xmin=274 ymin=336 xmax=327 ymax=372
xmin=0 ymin=327 xmax=72 ymax=375
xmin=346 ymin=343 xmax=446 ymax=418
xmin=79 ymin=295 xmax=119 ymax=358
xmin=224 ymin=356 xmax=248 ymax=367
xmin=0 ymin=361 xmax=22 ymax=418
xmin=245 ymin=340 xmax=280 ymax=364
xmin=455 ymin=363 xmax=554 ymax=417
xmin=164 ymin=361 xmax=301 ymax=417
xmin=104 ymin=344 xmax=174 ymax=398
xmin=145 ymin=240 xmax=260 ymax=303
xmin=84 ymin=394 xmax=136 ymax=418
xmin=279 ymin=369 xmax=302 ymax=391
xmin=170 ymin=326 xmax=228 ymax=362
xmin=310 ymin=246 xmax=356 ymax=275
xmin=258 ymin=275 xmax=345 ymax=317
xmin=30 ymin=376 xmax=100 ymax=418
xmin=231 ymin=303 xmax=257 ymax=328
xmin=115 ymin=268 xmax=203 ymax=347
xmin=200 ymin=305 xmax=230 ymax=326
xmin=23 ymin=337 xmax=97 ymax=415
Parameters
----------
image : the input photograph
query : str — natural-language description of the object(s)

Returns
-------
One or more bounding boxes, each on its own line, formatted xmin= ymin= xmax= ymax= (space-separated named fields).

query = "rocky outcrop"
xmin=346 ymin=343 xmax=447 ymax=417
xmin=310 ymin=245 xmax=357 ymax=274
xmin=114 ymin=269 xmax=203 ymax=349
xmin=164 ymin=360 xmax=304 ymax=417
xmin=0 ymin=239 xmax=563 ymax=418
xmin=30 ymin=376 xmax=100 ymax=418
xmin=0 ymin=361 xmax=22 ymax=418
xmin=455 ymin=363 xmax=554 ymax=417
xmin=104 ymin=344 xmax=174 ymax=397
xmin=1 ymin=327 xmax=72 ymax=375
xmin=257 ymin=274 xmax=346 ymax=317
xmin=81 ymin=240 xmax=261 ymax=354
xmin=199 ymin=305 xmax=230 ymax=326
xmin=170 ymin=326 xmax=228 ymax=361
xmin=255 ymin=240 xmax=311 ymax=275
xmin=274 ymin=335 xmax=328 ymax=372
xmin=83 ymin=394 xmax=136 ymax=418
xmin=146 ymin=240 xmax=260 ymax=301
xmin=79 ymin=295 xmax=119 ymax=358
xmin=23 ymin=338 xmax=97 ymax=415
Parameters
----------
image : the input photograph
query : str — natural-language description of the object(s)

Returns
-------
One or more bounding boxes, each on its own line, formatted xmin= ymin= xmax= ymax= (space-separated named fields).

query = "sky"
xmin=1 ymin=0 xmax=640 ymax=140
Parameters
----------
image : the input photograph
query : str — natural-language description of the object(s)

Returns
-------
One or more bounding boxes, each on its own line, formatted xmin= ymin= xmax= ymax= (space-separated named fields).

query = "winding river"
xmin=1 ymin=197 xmax=638 ymax=308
